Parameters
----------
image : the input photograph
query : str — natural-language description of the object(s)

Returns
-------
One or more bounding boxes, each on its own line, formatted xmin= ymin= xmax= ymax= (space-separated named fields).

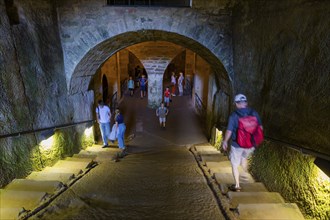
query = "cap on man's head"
xmin=234 ymin=94 xmax=247 ymax=103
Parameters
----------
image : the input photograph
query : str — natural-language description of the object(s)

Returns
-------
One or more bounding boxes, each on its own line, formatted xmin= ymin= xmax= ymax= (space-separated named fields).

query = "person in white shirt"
xmin=96 ymin=100 xmax=111 ymax=148
xmin=171 ymin=72 xmax=177 ymax=96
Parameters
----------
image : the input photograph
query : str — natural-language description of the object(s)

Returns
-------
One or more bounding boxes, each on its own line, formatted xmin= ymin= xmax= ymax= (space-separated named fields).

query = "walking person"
xmin=156 ymin=102 xmax=169 ymax=129
xmin=128 ymin=76 xmax=135 ymax=96
xmin=114 ymin=108 xmax=126 ymax=155
xmin=222 ymin=94 xmax=263 ymax=192
xmin=164 ymin=87 xmax=171 ymax=107
xmin=178 ymin=72 xmax=184 ymax=96
xmin=139 ymin=75 xmax=148 ymax=99
xmin=171 ymin=72 xmax=177 ymax=96
xmin=96 ymin=100 xmax=112 ymax=148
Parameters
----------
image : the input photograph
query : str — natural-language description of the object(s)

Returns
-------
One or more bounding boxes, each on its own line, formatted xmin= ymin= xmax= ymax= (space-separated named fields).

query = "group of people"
xmin=96 ymin=90 xmax=263 ymax=192
xmin=96 ymin=100 xmax=127 ymax=158
xmin=170 ymin=72 xmax=185 ymax=97
xmin=155 ymin=72 xmax=186 ymax=129
xmin=127 ymin=71 xmax=185 ymax=100
xmin=127 ymin=75 xmax=148 ymax=99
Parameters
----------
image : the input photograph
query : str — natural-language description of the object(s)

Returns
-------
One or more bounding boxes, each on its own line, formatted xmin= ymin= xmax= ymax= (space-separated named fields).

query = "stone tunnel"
xmin=0 ymin=0 xmax=329 ymax=219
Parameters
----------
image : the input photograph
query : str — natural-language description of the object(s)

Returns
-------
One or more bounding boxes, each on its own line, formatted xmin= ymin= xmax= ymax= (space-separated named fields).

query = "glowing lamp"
xmin=39 ymin=129 xmax=55 ymax=150
xmin=84 ymin=126 xmax=93 ymax=136
xmin=314 ymin=157 xmax=330 ymax=178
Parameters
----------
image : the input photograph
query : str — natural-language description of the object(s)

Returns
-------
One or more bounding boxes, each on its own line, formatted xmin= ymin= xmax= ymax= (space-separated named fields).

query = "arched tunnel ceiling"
xmin=126 ymin=41 xmax=185 ymax=63
xmin=69 ymin=30 xmax=232 ymax=95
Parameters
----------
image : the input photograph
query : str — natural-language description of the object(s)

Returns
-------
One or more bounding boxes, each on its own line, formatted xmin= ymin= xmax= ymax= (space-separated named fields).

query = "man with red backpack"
xmin=222 ymin=94 xmax=263 ymax=192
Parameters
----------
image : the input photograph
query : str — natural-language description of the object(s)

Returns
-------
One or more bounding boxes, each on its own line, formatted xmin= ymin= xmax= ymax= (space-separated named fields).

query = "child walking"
xmin=164 ymin=87 xmax=171 ymax=107
xmin=128 ymin=76 xmax=134 ymax=96
xmin=156 ymin=102 xmax=169 ymax=129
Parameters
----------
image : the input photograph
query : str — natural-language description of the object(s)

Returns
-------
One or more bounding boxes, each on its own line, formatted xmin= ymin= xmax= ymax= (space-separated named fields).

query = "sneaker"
xmin=102 ymin=145 xmax=108 ymax=148
xmin=228 ymin=185 xmax=241 ymax=192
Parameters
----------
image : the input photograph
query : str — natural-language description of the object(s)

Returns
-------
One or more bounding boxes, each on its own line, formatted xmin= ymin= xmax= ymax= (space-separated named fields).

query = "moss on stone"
xmin=250 ymin=142 xmax=330 ymax=219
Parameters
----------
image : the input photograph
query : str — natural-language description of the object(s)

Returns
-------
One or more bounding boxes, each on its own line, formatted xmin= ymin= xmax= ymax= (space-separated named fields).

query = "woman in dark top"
xmin=115 ymin=108 xmax=126 ymax=151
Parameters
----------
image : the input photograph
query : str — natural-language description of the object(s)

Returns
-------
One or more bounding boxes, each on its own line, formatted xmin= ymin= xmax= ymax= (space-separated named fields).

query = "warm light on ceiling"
xmin=40 ymin=136 xmax=54 ymax=150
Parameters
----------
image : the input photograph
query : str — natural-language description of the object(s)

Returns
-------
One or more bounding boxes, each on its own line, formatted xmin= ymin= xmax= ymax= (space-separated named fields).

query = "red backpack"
xmin=236 ymin=110 xmax=264 ymax=148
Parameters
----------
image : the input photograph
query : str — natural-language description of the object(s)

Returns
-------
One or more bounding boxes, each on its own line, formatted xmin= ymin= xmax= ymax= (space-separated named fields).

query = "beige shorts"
xmin=229 ymin=146 xmax=255 ymax=167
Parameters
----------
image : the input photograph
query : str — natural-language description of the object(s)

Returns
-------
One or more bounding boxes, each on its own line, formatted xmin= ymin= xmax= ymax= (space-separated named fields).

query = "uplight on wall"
xmin=40 ymin=136 xmax=55 ymax=150
xmin=84 ymin=126 xmax=93 ymax=137
xmin=39 ymin=129 xmax=55 ymax=151
xmin=214 ymin=127 xmax=223 ymax=150
xmin=314 ymin=157 xmax=330 ymax=179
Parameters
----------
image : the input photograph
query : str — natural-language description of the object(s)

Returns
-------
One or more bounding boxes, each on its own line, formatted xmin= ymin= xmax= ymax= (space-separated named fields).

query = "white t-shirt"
xmin=178 ymin=75 xmax=184 ymax=85
xmin=171 ymin=75 xmax=176 ymax=84
xmin=96 ymin=105 xmax=111 ymax=123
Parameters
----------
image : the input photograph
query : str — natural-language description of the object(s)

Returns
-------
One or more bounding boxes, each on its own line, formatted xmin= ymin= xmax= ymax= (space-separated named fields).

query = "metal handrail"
xmin=195 ymin=93 xmax=206 ymax=114
xmin=0 ymin=120 xmax=94 ymax=139
xmin=110 ymin=92 xmax=118 ymax=113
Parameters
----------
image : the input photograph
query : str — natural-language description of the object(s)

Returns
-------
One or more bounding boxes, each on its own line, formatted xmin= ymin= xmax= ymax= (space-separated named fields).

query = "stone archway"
xmin=69 ymin=30 xmax=232 ymax=98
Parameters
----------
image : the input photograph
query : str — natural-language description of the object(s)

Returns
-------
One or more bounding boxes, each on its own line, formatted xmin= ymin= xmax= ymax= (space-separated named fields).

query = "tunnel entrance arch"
xmin=69 ymin=30 xmax=233 ymax=138
xmin=70 ymin=30 xmax=232 ymax=96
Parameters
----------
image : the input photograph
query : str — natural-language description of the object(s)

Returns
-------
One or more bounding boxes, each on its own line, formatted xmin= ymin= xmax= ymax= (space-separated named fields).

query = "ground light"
xmin=214 ymin=127 xmax=223 ymax=150
xmin=84 ymin=126 xmax=93 ymax=136
xmin=39 ymin=129 xmax=55 ymax=150
xmin=82 ymin=125 xmax=95 ymax=148
xmin=40 ymin=135 xmax=55 ymax=151
xmin=314 ymin=157 xmax=330 ymax=178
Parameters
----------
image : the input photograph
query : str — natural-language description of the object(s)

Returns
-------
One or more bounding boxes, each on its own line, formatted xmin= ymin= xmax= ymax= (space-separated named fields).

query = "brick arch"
xmin=70 ymin=30 xmax=232 ymax=95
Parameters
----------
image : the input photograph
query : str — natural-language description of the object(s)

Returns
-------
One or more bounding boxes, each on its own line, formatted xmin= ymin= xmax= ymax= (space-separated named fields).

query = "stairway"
xmin=192 ymin=143 xmax=305 ymax=220
xmin=0 ymin=145 xmax=121 ymax=220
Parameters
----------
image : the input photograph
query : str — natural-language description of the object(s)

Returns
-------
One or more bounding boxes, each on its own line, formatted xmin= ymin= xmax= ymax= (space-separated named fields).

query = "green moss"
xmin=250 ymin=142 xmax=330 ymax=219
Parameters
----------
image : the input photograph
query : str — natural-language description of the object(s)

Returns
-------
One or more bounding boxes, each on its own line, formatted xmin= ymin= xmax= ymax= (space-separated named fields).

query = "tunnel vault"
xmin=69 ymin=30 xmax=232 ymax=97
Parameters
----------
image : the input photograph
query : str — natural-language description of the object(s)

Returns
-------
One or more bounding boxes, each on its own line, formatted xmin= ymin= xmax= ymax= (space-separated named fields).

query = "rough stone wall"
xmin=0 ymin=0 xmax=92 ymax=187
xmin=232 ymin=0 xmax=330 ymax=155
xmin=231 ymin=1 xmax=330 ymax=219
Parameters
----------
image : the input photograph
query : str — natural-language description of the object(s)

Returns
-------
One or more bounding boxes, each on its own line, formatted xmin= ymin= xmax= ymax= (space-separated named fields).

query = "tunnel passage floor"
xmin=32 ymin=94 xmax=225 ymax=220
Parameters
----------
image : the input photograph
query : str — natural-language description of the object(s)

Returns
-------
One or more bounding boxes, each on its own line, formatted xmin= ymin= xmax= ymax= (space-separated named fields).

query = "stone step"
xmin=43 ymin=166 xmax=83 ymax=175
xmin=214 ymin=173 xmax=256 ymax=194
xmin=237 ymin=203 xmax=305 ymax=220
xmin=194 ymin=144 xmax=218 ymax=154
xmin=0 ymin=189 xmax=48 ymax=209
xmin=209 ymin=166 xmax=237 ymax=176
xmin=220 ymin=182 xmax=268 ymax=195
xmin=228 ymin=192 xmax=285 ymax=208
xmin=200 ymin=154 xmax=228 ymax=165
xmin=53 ymin=160 xmax=92 ymax=170
xmin=0 ymin=207 xmax=25 ymax=220
xmin=4 ymin=179 xmax=63 ymax=193
xmin=73 ymin=152 xmax=97 ymax=159
xmin=206 ymin=161 xmax=232 ymax=171
xmin=65 ymin=157 xmax=95 ymax=163
xmin=26 ymin=171 xmax=75 ymax=184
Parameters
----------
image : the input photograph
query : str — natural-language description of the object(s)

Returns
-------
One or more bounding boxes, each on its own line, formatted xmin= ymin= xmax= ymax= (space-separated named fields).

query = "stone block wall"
xmin=231 ymin=1 xmax=330 ymax=219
